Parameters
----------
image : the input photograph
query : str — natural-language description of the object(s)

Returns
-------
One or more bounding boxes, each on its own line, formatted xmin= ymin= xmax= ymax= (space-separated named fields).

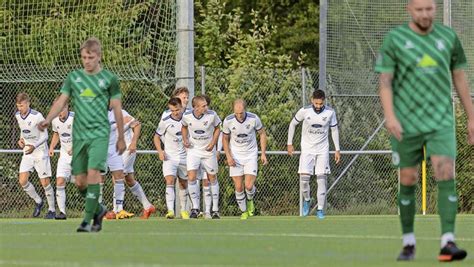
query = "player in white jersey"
xmin=14 ymin=92 xmax=55 ymax=219
xmin=222 ymin=99 xmax=268 ymax=219
xmin=287 ymin=90 xmax=341 ymax=219
xmin=49 ymin=101 xmax=74 ymax=220
xmin=182 ymin=95 xmax=222 ymax=219
xmin=154 ymin=97 xmax=190 ymax=219
xmin=104 ymin=109 xmax=155 ymax=219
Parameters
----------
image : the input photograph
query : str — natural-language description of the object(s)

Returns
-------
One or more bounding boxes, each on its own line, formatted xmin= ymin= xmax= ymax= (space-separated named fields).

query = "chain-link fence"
xmin=1 ymin=67 xmax=472 ymax=218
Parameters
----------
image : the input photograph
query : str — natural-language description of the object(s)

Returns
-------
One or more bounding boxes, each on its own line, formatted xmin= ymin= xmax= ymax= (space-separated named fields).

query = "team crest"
xmin=98 ymin=79 xmax=106 ymax=88
xmin=203 ymin=121 xmax=208 ymax=126
xmin=322 ymin=117 xmax=327 ymax=121
xmin=306 ymin=117 xmax=310 ymax=120
xmin=67 ymin=125 xmax=71 ymax=129
xmin=28 ymin=121 xmax=32 ymax=126
xmin=75 ymin=77 xmax=82 ymax=83
xmin=246 ymin=124 xmax=251 ymax=129
xmin=436 ymin=39 xmax=445 ymax=51
xmin=404 ymin=40 xmax=414 ymax=49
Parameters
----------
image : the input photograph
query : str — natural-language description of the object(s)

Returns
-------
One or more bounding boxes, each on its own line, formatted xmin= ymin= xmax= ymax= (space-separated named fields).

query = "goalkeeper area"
xmin=1 ymin=215 xmax=473 ymax=267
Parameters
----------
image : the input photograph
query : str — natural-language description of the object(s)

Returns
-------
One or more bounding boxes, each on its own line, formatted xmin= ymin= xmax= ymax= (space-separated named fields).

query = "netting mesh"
xmin=0 ymin=0 xmax=177 ymax=83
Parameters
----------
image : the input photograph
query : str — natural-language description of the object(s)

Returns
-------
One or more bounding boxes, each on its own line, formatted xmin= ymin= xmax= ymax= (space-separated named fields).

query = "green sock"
xmin=437 ymin=180 xmax=457 ymax=234
xmin=83 ymin=184 xmax=100 ymax=224
xmin=79 ymin=187 xmax=87 ymax=198
xmin=398 ymin=184 xmax=416 ymax=234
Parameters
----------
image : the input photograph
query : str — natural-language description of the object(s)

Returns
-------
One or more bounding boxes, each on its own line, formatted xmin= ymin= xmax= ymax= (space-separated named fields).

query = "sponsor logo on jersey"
xmin=311 ymin=124 xmax=323 ymax=128
xmin=417 ymin=54 xmax=439 ymax=73
xmin=237 ymin=134 xmax=248 ymax=138
xmin=448 ymin=195 xmax=457 ymax=202
xmin=80 ymin=88 xmax=97 ymax=98
xmin=176 ymin=131 xmax=182 ymax=136
xmin=400 ymin=199 xmax=411 ymax=206
xmin=22 ymin=129 xmax=31 ymax=133
xmin=194 ymin=130 xmax=205 ymax=134
xmin=61 ymin=133 xmax=71 ymax=137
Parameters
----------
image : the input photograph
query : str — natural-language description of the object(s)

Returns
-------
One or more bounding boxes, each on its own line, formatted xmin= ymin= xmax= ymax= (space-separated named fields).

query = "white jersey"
xmin=107 ymin=109 xmax=131 ymax=148
xmin=293 ymin=105 xmax=338 ymax=154
xmin=181 ymin=110 xmax=221 ymax=156
xmin=15 ymin=109 xmax=48 ymax=158
xmin=52 ymin=112 xmax=74 ymax=157
xmin=156 ymin=114 xmax=186 ymax=160
xmin=222 ymin=112 xmax=263 ymax=159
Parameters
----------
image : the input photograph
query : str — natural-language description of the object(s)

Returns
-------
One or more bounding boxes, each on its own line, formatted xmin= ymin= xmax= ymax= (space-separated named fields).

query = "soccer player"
xmin=375 ymin=0 xmax=473 ymax=261
xmin=287 ymin=89 xmax=341 ymax=219
xmin=222 ymin=99 xmax=268 ymax=219
xmin=182 ymin=95 xmax=222 ymax=219
xmin=39 ymin=37 xmax=126 ymax=232
xmin=15 ymin=92 xmax=56 ymax=219
xmin=49 ymin=100 xmax=74 ymax=220
xmin=154 ymin=97 xmax=190 ymax=219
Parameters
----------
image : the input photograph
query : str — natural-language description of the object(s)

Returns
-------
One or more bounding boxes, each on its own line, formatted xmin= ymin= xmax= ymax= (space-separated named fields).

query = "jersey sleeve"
xmin=293 ymin=108 xmax=305 ymax=122
xmin=330 ymin=110 xmax=338 ymax=127
xmin=213 ymin=113 xmax=222 ymax=127
xmin=109 ymin=75 xmax=122 ymax=100
xmin=374 ymin=32 xmax=396 ymax=73
xmin=52 ymin=119 xmax=58 ymax=132
xmin=60 ymin=73 xmax=73 ymax=96
xmin=451 ymin=33 xmax=468 ymax=70
xmin=255 ymin=115 xmax=263 ymax=131
xmin=222 ymin=119 xmax=230 ymax=134
xmin=156 ymin=120 xmax=166 ymax=136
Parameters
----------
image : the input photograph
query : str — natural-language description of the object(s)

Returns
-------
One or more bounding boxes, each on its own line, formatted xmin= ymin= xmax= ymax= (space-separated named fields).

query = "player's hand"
xmin=260 ymin=153 xmax=268 ymax=165
xmin=24 ymin=145 xmax=35 ymax=155
xmin=385 ymin=117 xmax=403 ymax=141
xmin=18 ymin=138 xmax=25 ymax=149
xmin=287 ymin=145 xmax=294 ymax=156
xmin=226 ymin=155 xmax=236 ymax=167
xmin=183 ymin=139 xmax=190 ymax=148
xmin=158 ymin=151 xmax=166 ymax=161
xmin=205 ymin=143 xmax=214 ymax=152
xmin=467 ymin=118 xmax=474 ymax=145
xmin=116 ymin=138 xmax=126 ymax=155
xmin=334 ymin=151 xmax=341 ymax=164
xmin=128 ymin=143 xmax=137 ymax=154
xmin=48 ymin=149 xmax=55 ymax=157
xmin=38 ymin=120 xmax=50 ymax=131
xmin=67 ymin=149 xmax=73 ymax=156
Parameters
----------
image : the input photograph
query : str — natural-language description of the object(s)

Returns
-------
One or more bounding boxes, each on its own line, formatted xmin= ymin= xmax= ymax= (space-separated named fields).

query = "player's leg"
xmin=19 ymin=167 xmax=43 ymax=217
xmin=392 ymin=134 xmax=423 ymax=261
xmin=202 ymin=177 xmax=212 ymax=218
xmin=55 ymin=156 xmax=71 ymax=219
xmin=298 ymin=153 xmax=315 ymax=216
xmin=111 ymin=170 xmax=133 ymax=219
xmin=186 ymin=153 xmax=201 ymax=218
xmin=427 ymin=130 xmax=467 ymax=262
xmin=231 ymin=161 xmax=247 ymax=219
xmin=177 ymin=163 xmax=189 ymax=219
xmin=125 ymin=173 xmax=155 ymax=219
xmin=243 ymin=158 xmax=258 ymax=217
xmin=314 ymin=153 xmax=331 ymax=219
xmin=203 ymin=154 xmax=219 ymax=219
xmin=37 ymin=156 xmax=55 ymax=219
xmin=164 ymin=175 xmax=176 ymax=219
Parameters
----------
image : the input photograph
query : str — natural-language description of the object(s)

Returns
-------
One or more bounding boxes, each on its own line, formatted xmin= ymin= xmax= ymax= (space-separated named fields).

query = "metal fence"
xmin=1 ymin=67 xmax=472 ymax=218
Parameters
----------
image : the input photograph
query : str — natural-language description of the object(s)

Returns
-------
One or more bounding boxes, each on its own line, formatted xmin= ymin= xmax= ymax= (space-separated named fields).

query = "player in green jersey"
xmin=39 ymin=37 xmax=126 ymax=232
xmin=375 ymin=0 xmax=474 ymax=262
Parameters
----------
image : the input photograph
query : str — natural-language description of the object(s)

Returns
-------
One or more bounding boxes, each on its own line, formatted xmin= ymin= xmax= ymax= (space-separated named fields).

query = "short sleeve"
xmin=451 ymin=33 xmax=467 ymax=71
xmin=294 ymin=108 xmax=305 ymax=122
xmin=109 ymin=75 xmax=122 ymax=100
xmin=374 ymin=33 xmax=396 ymax=74
xmin=213 ymin=114 xmax=222 ymax=127
xmin=330 ymin=111 xmax=338 ymax=127
xmin=222 ymin=119 xmax=230 ymax=134
xmin=60 ymin=73 xmax=73 ymax=96
xmin=181 ymin=116 xmax=188 ymax=127
xmin=156 ymin=120 xmax=166 ymax=136
xmin=255 ymin=115 xmax=263 ymax=131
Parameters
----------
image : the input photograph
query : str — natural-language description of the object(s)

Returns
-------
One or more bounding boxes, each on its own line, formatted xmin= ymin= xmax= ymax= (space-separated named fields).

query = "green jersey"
xmin=60 ymin=69 xmax=121 ymax=140
xmin=375 ymin=23 xmax=467 ymax=134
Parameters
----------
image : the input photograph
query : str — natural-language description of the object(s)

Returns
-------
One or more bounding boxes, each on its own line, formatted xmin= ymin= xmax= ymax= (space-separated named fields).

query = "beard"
xmin=413 ymin=19 xmax=433 ymax=32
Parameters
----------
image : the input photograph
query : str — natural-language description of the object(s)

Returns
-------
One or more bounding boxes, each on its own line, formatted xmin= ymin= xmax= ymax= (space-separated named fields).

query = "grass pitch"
xmin=1 ymin=215 xmax=473 ymax=267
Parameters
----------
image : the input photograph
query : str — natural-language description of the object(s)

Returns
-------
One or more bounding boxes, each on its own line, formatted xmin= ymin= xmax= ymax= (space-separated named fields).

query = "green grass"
xmin=1 ymin=215 xmax=473 ymax=267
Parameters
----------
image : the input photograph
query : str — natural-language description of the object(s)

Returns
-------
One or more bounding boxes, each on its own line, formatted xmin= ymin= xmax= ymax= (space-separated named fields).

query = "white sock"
xmin=235 ymin=190 xmax=247 ymax=212
xmin=300 ymin=175 xmax=311 ymax=201
xmin=211 ymin=181 xmax=219 ymax=212
xmin=441 ymin=232 xmax=455 ymax=248
xmin=316 ymin=175 xmax=327 ymax=210
xmin=402 ymin=232 xmax=416 ymax=246
xmin=56 ymin=185 xmax=66 ymax=214
xmin=98 ymin=182 xmax=104 ymax=204
xmin=203 ymin=186 xmax=212 ymax=213
xmin=22 ymin=182 xmax=42 ymax=204
xmin=245 ymin=185 xmax=256 ymax=201
xmin=114 ymin=179 xmax=125 ymax=212
xmin=165 ymin=185 xmax=175 ymax=212
xmin=130 ymin=182 xmax=152 ymax=209
xmin=43 ymin=184 xmax=55 ymax=212
xmin=188 ymin=180 xmax=200 ymax=210
xmin=179 ymin=188 xmax=188 ymax=212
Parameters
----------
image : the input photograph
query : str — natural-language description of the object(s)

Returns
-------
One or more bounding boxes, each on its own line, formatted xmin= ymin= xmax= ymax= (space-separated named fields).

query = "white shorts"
xmin=187 ymin=152 xmax=218 ymax=175
xmin=19 ymin=155 xmax=52 ymax=179
xmin=298 ymin=152 xmax=330 ymax=175
xmin=56 ymin=155 xmax=72 ymax=180
xmin=229 ymin=156 xmax=258 ymax=177
xmin=122 ymin=150 xmax=136 ymax=174
xmin=197 ymin=166 xmax=208 ymax=180
xmin=163 ymin=158 xmax=188 ymax=179
xmin=107 ymin=151 xmax=124 ymax=172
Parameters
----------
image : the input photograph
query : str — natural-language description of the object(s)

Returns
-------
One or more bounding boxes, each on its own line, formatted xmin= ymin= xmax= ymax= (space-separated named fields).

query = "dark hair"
xmin=312 ymin=89 xmax=325 ymax=100
xmin=192 ymin=95 xmax=206 ymax=108
xmin=168 ymin=97 xmax=182 ymax=107
xmin=16 ymin=92 xmax=30 ymax=103
xmin=203 ymin=94 xmax=211 ymax=105
xmin=172 ymin=86 xmax=189 ymax=97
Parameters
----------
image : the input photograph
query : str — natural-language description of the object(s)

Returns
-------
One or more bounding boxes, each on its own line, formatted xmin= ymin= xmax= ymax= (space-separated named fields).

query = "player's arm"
xmin=452 ymin=69 xmax=474 ymax=144
xmin=128 ymin=119 xmax=141 ymax=154
xmin=49 ymin=131 xmax=60 ymax=157
xmin=379 ymin=73 xmax=402 ymax=141
xmin=206 ymin=125 xmax=220 ymax=151
xmin=287 ymin=116 xmax=301 ymax=156
xmin=222 ymin=132 xmax=235 ymax=167
xmin=258 ymin=128 xmax=268 ymax=165
xmin=39 ymin=94 xmax=69 ymax=131
xmin=110 ymin=99 xmax=126 ymax=154
xmin=181 ymin=124 xmax=190 ymax=148
xmin=330 ymin=125 xmax=341 ymax=164
xmin=153 ymin=133 xmax=165 ymax=161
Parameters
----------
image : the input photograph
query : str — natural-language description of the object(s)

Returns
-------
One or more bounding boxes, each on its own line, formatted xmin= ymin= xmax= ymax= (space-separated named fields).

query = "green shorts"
xmin=390 ymin=129 xmax=456 ymax=168
xmin=72 ymin=137 xmax=109 ymax=175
